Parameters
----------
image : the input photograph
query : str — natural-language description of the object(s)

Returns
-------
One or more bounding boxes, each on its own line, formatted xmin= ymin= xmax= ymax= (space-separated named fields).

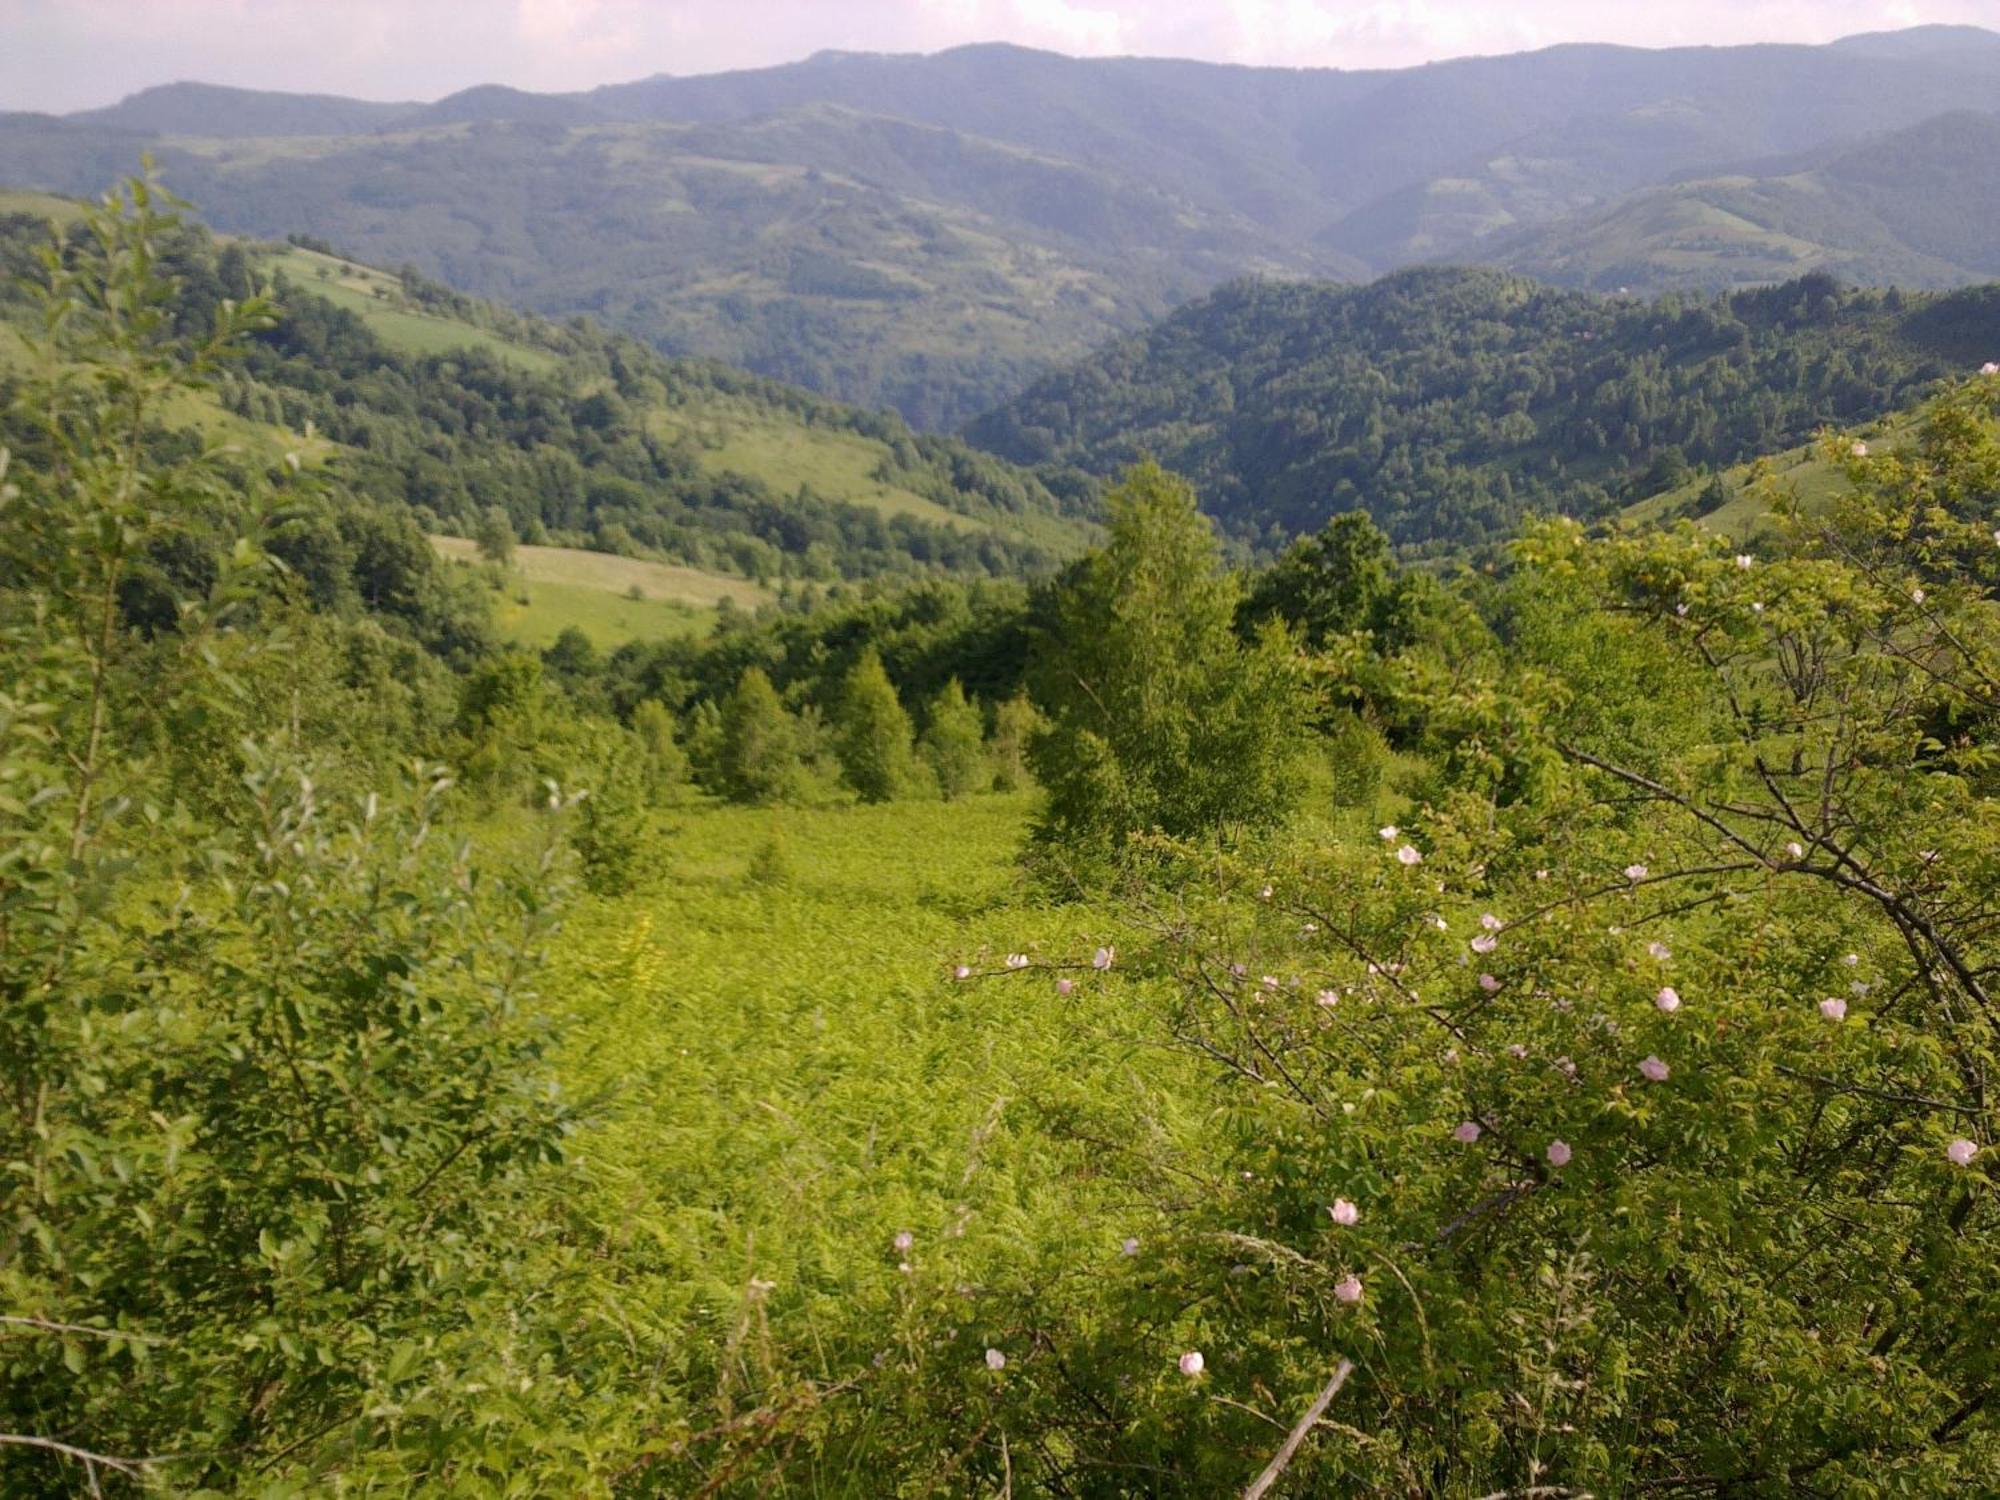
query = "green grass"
xmin=544 ymin=793 xmax=1182 ymax=1453
xmin=652 ymin=401 xmax=983 ymax=532
xmin=1621 ymin=411 xmax=1924 ymax=535
xmin=432 ymin=536 xmax=773 ymax=648
xmin=262 ymin=246 xmax=561 ymax=373
xmin=0 ymin=187 xmax=84 ymax=223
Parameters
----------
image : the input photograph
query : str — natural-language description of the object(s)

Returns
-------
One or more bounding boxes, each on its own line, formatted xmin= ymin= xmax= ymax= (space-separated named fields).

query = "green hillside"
xmin=968 ymin=267 xmax=2000 ymax=548
xmin=430 ymin=535 xmax=773 ymax=648
xmin=268 ymin=244 xmax=561 ymax=372
xmin=1498 ymin=112 xmax=2000 ymax=294
xmin=0 ymin=199 xmax=1096 ymax=598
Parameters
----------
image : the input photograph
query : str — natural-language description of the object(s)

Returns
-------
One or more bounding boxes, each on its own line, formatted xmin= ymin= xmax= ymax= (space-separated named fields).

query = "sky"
xmin=4 ymin=0 xmax=1998 ymax=113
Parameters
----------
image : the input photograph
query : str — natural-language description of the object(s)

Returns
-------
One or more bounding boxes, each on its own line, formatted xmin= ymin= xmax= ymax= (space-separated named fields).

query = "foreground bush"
xmin=0 ymin=176 xmax=573 ymax=1495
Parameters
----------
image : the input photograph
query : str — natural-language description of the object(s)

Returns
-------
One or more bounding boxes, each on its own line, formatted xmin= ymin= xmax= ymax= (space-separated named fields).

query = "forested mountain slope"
xmin=7 ymin=27 xmax=2000 ymax=424
xmin=966 ymin=267 xmax=2000 ymax=547
xmin=0 ymin=195 xmax=1092 ymax=587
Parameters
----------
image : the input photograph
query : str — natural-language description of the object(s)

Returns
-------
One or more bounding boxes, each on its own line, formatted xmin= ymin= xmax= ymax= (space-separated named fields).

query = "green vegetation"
xmin=1027 ymin=462 xmax=1311 ymax=862
xmin=1502 ymin=111 xmax=2000 ymax=295
xmin=833 ymin=647 xmax=924 ymax=803
xmin=971 ymin=268 xmax=2000 ymax=547
xmin=430 ymin=535 xmax=771 ymax=648
xmin=0 ymin=195 xmax=1095 ymax=595
xmin=920 ymin=677 xmax=987 ymax=799
xmin=11 ymin=166 xmax=2000 ymax=1499
xmin=266 ymin=243 xmax=563 ymax=371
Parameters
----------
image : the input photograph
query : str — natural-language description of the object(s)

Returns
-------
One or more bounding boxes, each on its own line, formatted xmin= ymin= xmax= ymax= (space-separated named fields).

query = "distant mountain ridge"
xmin=1495 ymin=110 xmax=2000 ymax=292
xmin=6 ymin=27 xmax=1999 ymax=425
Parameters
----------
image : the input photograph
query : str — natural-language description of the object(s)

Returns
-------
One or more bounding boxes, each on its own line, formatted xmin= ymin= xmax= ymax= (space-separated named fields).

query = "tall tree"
xmin=988 ymin=690 xmax=1041 ymax=792
xmin=1028 ymin=462 xmax=1309 ymax=857
xmin=833 ymin=648 xmax=920 ymax=803
xmin=717 ymin=666 xmax=801 ymax=805
xmin=921 ymin=678 xmax=987 ymax=801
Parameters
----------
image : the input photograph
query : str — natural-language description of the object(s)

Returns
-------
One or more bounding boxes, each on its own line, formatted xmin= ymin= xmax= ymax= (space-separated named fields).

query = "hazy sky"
xmin=5 ymin=0 xmax=1998 ymax=113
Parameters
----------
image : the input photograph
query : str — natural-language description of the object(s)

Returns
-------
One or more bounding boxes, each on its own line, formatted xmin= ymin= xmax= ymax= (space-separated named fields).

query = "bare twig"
xmin=0 ymin=1315 xmax=163 ymax=1344
xmin=0 ymin=1434 xmax=164 ymax=1478
xmin=1242 ymin=1359 xmax=1354 ymax=1500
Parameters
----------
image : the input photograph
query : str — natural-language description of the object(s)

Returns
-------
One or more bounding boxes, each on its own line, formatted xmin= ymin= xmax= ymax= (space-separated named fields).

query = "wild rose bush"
xmin=944 ymin=392 xmax=2000 ymax=1495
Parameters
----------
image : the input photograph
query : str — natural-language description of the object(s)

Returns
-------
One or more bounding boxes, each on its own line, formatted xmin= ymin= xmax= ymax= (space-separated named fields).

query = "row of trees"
xmin=678 ymin=655 xmax=1036 ymax=807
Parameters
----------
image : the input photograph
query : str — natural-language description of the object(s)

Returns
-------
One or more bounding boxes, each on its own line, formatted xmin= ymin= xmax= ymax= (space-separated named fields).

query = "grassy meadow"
xmin=263 ymin=244 xmax=562 ymax=372
xmin=537 ymin=792 xmax=1205 ymax=1481
xmin=431 ymin=536 xmax=773 ymax=647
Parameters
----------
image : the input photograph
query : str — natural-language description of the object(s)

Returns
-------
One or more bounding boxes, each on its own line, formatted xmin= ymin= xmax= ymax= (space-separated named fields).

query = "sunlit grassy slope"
xmin=264 ymin=245 xmax=562 ymax=373
xmin=431 ymin=536 xmax=774 ymax=649
xmin=1620 ymin=408 xmax=1926 ymax=535
xmin=256 ymin=238 xmax=1088 ymax=552
xmin=650 ymin=401 xmax=973 ymax=532
xmin=544 ymin=792 xmax=1186 ymax=1465
xmin=0 ymin=187 xmax=84 ymax=222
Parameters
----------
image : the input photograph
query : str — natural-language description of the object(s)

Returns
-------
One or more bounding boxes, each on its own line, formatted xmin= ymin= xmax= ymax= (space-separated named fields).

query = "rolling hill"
xmin=965 ymin=268 xmax=2000 ymax=549
xmin=1496 ymin=112 xmax=2000 ymax=294
xmin=7 ymin=27 xmax=2000 ymax=425
xmin=0 ymin=195 xmax=1096 ymax=612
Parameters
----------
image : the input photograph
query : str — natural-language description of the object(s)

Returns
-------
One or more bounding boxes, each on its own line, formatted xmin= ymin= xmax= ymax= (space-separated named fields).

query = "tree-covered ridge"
xmin=968 ymin=267 xmax=2000 ymax=548
xmin=0 ymin=199 xmax=1094 ymax=588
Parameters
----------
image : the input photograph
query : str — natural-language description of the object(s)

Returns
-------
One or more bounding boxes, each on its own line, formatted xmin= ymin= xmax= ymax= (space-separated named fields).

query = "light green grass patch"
xmin=432 ymin=536 xmax=772 ymax=648
xmin=652 ymin=401 xmax=982 ymax=532
xmin=262 ymin=246 xmax=560 ymax=373
xmin=481 ymin=578 xmax=715 ymax=649
xmin=0 ymin=187 xmax=84 ymax=223
xmin=1622 ymin=411 xmax=1928 ymax=535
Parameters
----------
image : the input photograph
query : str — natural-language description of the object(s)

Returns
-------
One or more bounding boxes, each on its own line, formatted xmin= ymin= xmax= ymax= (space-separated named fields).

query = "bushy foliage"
xmin=920 ymin=677 xmax=987 ymax=800
xmin=1028 ymin=462 xmax=1311 ymax=857
xmin=833 ymin=647 xmax=923 ymax=803
xmin=966 ymin=386 xmax=2000 ymax=1493
xmin=0 ymin=176 xmax=575 ymax=1494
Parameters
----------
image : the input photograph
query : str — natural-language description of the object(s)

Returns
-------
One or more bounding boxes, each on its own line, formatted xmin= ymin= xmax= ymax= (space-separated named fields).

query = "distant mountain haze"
xmin=3 ymin=26 xmax=1998 ymax=425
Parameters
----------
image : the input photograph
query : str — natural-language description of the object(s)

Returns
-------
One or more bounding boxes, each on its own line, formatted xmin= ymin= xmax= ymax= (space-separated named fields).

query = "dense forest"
xmin=969 ymin=267 xmax=2000 ymax=547
xmin=5 ymin=168 xmax=2000 ymax=1497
